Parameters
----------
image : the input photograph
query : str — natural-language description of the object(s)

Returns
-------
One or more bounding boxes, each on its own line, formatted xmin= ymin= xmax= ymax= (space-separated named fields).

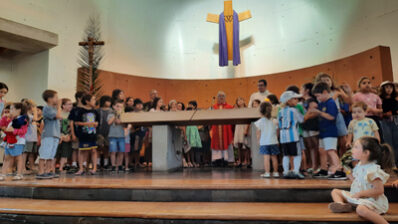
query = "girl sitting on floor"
xmin=329 ymin=137 xmax=395 ymax=224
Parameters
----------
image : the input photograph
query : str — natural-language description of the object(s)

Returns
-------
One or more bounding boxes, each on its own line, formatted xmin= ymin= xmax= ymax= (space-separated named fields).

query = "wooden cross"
xmin=78 ymin=37 xmax=104 ymax=91
xmin=206 ymin=0 xmax=251 ymax=60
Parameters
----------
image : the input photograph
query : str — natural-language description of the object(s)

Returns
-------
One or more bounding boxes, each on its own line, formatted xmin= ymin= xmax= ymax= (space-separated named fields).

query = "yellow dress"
xmin=342 ymin=162 xmax=390 ymax=214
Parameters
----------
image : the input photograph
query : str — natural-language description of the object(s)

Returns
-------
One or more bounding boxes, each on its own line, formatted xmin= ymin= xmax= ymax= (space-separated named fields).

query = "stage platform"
xmin=0 ymin=168 xmax=397 ymax=223
xmin=0 ymin=199 xmax=397 ymax=224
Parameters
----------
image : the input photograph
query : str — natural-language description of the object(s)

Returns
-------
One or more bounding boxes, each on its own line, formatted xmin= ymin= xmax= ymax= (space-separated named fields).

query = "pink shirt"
xmin=352 ymin=92 xmax=382 ymax=116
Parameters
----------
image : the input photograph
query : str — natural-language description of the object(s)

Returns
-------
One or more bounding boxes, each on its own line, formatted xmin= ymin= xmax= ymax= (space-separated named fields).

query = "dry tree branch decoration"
xmin=77 ymin=14 xmax=105 ymax=98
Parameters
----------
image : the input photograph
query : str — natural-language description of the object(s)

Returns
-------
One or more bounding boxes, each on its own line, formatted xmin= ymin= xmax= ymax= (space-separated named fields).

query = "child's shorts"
xmin=319 ymin=137 xmax=337 ymax=151
xmin=125 ymin=143 xmax=130 ymax=153
xmin=57 ymin=142 xmax=73 ymax=159
xmin=24 ymin=141 xmax=38 ymax=153
xmin=302 ymin=130 xmax=319 ymax=138
xmin=299 ymin=137 xmax=306 ymax=151
xmin=79 ymin=141 xmax=97 ymax=151
xmin=281 ymin=142 xmax=298 ymax=156
xmin=5 ymin=144 xmax=24 ymax=157
xmin=39 ymin=137 xmax=60 ymax=159
xmin=109 ymin=137 xmax=125 ymax=153
xmin=336 ymin=113 xmax=348 ymax=137
xmin=259 ymin=144 xmax=279 ymax=155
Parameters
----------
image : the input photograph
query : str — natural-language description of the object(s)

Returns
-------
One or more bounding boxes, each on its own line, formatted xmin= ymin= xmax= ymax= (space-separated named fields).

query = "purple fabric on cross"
xmin=219 ymin=10 xmax=241 ymax=67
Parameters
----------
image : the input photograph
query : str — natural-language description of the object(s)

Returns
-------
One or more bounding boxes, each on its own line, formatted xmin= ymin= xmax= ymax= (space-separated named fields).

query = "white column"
xmin=152 ymin=125 xmax=182 ymax=171
xmin=250 ymin=122 xmax=263 ymax=171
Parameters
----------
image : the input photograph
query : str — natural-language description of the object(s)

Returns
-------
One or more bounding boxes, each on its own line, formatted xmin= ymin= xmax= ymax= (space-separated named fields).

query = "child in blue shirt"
xmin=37 ymin=90 xmax=62 ymax=179
xmin=311 ymin=82 xmax=347 ymax=180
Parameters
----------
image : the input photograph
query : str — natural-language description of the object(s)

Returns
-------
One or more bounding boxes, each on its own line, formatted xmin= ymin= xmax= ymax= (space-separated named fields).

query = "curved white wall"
xmin=0 ymin=0 xmax=397 ymax=102
xmin=102 ymin=0 xmax=398 ymax=79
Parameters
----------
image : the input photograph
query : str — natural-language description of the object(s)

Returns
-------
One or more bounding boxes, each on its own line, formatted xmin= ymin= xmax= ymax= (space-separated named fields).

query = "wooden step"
xmin=0 ymin=198 xmax=397 ymax=223
xmin=1 ymin=175 xmax=397 ymax=202
xmin=0 ymin=172 xmax=395 ymax=190
xmin=0 ymin=175 xmax=356 ymax=189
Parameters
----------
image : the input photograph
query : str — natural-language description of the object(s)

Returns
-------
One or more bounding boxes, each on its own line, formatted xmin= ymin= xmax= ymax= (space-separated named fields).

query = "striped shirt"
xmin=277 ymin=106 xmax=303 ymax=144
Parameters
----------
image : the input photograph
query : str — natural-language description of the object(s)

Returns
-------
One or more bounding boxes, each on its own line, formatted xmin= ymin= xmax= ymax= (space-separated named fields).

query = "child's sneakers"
xmin=63 ymin=164 xmax=71 ymax=171
xmin=328 ymin=171 xmax=348 ymax=180
xmin=111 ymin=166 xmax=117 ymax=173
xmin=12 ymin=174 xmax=23 ymax=181
xmin=48 ymin=172 xmax=59 ymax=178
xmin=70 ymin=166 xmax=79 ymax=173
xmin=294 ymin=172 xmax=305 ymax=179
xmin=261 ymin=172 xmax=280 ymax=178
xmin=103 ymin=164 xmax=111 ymax=171
xmin=260 ymin=172 xmax=271 ymax=178
xmin=0 ymin=175 xmax=5 ymax=181
xmin=283 ymin=171 xmax=294 ymax=179
xmin=313 ymin=169 xmax=329 ymax=178
xmin=283 ymin=171 xmax=304 ymax=179
xmin=36 ymin=173 xmax=52 ymax=179
xmin=328 ymin=202 xmax=353 ymax=213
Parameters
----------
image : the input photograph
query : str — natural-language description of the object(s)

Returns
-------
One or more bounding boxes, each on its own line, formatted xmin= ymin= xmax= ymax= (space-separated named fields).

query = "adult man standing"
xmin=210 ymin=91 xmax=234 ymax=167
xmin=143 ymin=89 xmax=158 ymax=112
xmin=248 ymin=79 xmax=271 ymax=107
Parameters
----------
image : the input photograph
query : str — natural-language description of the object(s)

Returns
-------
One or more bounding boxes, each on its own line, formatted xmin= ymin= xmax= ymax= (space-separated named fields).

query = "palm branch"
xmin=77 ymin=14 xmax=104 ymax=98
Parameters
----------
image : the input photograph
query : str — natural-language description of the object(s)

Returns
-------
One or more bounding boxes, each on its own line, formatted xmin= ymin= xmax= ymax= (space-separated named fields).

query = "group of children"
xmin=253 ymin=74 xmax=397 ymax=180
xmin=1 ymin=73 xmax=398 ymax=223
xmin=1 ymin=74 xmax=398 ymax=180
xmin=0 ymin=87 xmax=62 ymax=180
xmin=250 ymin=74 xmax=398 ymax=223
xmin=0 ymin=87 xmax=145 ymax=179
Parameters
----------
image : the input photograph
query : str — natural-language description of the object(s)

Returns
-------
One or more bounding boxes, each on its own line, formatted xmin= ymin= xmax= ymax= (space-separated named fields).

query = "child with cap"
xmin=277 ymin=91 xmax=304 ymax=179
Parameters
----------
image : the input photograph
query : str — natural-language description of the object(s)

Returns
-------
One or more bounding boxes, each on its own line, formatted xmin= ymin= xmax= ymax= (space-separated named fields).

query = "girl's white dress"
xmin=234 ymin=124 xmax=249 ymax=148
xmin=342 ymin=162 xmax=390 ymax=214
